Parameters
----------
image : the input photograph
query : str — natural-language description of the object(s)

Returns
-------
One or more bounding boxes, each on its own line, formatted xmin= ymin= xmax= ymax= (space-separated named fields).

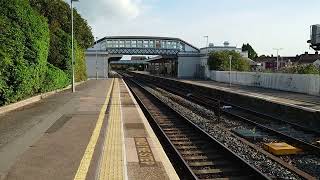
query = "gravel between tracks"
xmin=140 ymin=84 xmax=301 ymax=179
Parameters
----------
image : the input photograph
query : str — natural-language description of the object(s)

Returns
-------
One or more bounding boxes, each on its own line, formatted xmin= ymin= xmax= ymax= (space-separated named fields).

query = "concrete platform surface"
xmin=0 ymin=78 xmax=178 ymax=180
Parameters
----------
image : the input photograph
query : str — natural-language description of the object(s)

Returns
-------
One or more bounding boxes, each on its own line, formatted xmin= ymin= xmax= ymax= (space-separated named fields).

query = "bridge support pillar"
xmin=177 ymin=55 xmax=201 ymax=78
xmin=85 ymin=52 xmax=122 ymax=79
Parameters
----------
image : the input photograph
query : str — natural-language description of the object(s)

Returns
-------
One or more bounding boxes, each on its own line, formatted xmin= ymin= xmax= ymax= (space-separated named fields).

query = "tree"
xmin=242 ymin=43 xmax=258 ymax=59
xmin=207 ymin=51 xmax=250 ymax=71
xmin=48 ymin=28 xmax=72 ymax=72
xmin=29 ymin=0 xmax=94 ymax=49
xmin=29 ymin=0 xmax=93 ymax=81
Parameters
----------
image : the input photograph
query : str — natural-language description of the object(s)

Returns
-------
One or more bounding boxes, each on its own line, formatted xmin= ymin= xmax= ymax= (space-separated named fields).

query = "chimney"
xmin=315 ymin=51 xmax=319 ymax=55
xmin=305 ymin=52 xmax=308 ymax=55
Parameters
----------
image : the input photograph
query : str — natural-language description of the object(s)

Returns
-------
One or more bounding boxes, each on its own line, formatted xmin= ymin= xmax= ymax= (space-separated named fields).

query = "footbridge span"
xmin=85 ymin=36 xmax=201 ymax=78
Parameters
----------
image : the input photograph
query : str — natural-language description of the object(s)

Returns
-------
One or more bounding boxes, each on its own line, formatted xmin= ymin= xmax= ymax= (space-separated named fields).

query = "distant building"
xmin=255 ymin=56 xmax=295 ymax=70
xmin=295 ymin=52 xmax=320 ymax=67
xmin=255 ymin=52 xmax=320 ymax=70
xmin=200 ymin=42 xmax=248 ymax=58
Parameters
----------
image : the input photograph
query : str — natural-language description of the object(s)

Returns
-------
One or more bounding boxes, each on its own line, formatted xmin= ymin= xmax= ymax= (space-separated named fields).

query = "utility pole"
xmin=71 ymin=0 xmax=79 ymax=92
xmin=273 ymin=48 xmax=283 ymax=71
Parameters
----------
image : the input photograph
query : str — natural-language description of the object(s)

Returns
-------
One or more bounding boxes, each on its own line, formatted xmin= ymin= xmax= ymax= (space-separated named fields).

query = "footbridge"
xmin=85 ymin=36 xmax=201 ymax=78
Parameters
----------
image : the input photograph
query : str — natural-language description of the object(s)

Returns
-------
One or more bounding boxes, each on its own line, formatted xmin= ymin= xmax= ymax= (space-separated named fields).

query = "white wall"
xmin=86 ymin=54 xmax=108 ymax=78
xmin=209 ymin=71 xmax=320 ymax=96
xmin=178 ymin=56 xmax=201 ymax=78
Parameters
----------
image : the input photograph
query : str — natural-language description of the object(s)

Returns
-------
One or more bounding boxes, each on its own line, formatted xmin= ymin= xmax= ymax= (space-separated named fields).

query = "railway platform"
xmin=0 ymin=78 xmax=178 ymax=180
xmin=178 ymin=80 xmax=320 ymax=112
xmin=132 ymin=71 xmax=320 ymax=130
xmin=135 ymin=71 xmax=320 ymax=112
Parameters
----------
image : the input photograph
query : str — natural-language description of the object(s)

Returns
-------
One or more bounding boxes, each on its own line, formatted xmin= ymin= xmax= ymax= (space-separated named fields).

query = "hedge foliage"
xmin=0 ymin=0 xmax=93 ymax=106
xmin=41 ymin=64 xmax=70 ymax=92
xmin=30 ymin=0 xmax=93 ymax=82
xmin=75 ymin=45 xmax=88 ymax=82
xmin=48 ymin=27 xmax=88 ymax=82
xmin=0 ymin=0 xmax=50 ymax=105
xmin=48 ymin=28 xmax=72 ymax=73
xmin=207 ymin=51 xmax=250 ymax=71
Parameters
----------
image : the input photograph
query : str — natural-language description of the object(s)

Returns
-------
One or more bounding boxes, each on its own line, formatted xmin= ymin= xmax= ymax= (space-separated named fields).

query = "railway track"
xmin=125 ymin=72 xmax=320 ymax=178
xmin=122 ymin=75 xmax=269 ymax=180
xmin=135 ymin=74 xmax=320 ymax=153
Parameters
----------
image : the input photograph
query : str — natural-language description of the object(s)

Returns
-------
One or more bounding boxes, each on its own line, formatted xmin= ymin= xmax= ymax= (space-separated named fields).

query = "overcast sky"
xmin=69 ymin=0 xmax=320 ymax=56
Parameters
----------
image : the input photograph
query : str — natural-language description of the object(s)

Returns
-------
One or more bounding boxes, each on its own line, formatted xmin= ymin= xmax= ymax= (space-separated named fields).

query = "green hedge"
xmin=48 ymin=28 xmax=87 ymax=82
xmin=0 ymin=0 xmax=92 ymax=106
xmin=41 ymin=64 xmax=70 ymax=92
xmin=0 ymin=0 xmax=50 ymax=105
xmin=75 ymin=45 xmax=88 ymax=82
xmin=30 ymin=0 xmax=91 ymax=82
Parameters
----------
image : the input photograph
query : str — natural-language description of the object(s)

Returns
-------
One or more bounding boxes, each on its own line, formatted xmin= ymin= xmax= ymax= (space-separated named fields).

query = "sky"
xmin=69 ymin=0 xmax=320 ymax=56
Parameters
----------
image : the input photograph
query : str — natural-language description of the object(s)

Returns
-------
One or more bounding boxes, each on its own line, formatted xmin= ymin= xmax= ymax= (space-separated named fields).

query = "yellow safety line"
xmin=73 ymin=78 xmax=114 ymax=180
xmin=99 ymin=78 xmax=124 ymax=180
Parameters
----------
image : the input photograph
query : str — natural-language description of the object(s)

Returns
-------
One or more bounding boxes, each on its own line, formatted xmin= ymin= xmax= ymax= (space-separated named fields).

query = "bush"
xmin=207 ymin=51 xmax=250 ymax=71
xmin=283 ymin=64 xmax=320 ymax=75
xmin=41 ymin=64 xmax=70 ymax=92
xmin=298 ymin=64 xmax=319 ymax=74
xmin=0 ymin=0 xmax=50 ymax=105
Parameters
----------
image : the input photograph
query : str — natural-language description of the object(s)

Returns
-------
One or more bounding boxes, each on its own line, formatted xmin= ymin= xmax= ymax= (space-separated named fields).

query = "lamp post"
xmin=95 ymin=37 xmax=99 ymax=80
xmin=71 ymin=0 xmax=79 ymax=92
xmin=229 ymin=55 xmax=232 ymax=87
xmin=103 ymin=56 xmax=106 ymax=79
xmin=203 ymin=36 xmax=209 ymax=79
xmin=273 ymin=48 xmax=283 ymax=71
xmin=203 ymin=36 xmax=209 ymax=55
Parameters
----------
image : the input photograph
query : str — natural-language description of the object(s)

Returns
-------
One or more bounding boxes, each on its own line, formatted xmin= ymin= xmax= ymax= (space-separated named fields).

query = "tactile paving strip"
xmin=98 ymin=79 xmax=125 ymax=180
